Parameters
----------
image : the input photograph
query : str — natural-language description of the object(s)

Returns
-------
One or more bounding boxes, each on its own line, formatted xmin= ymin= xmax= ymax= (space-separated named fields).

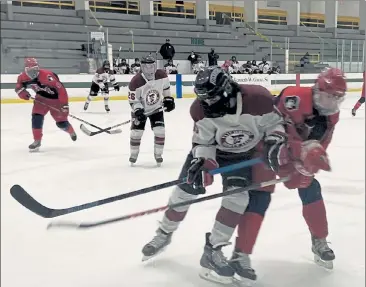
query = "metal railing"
xmin=89 ymin=1 xmax=139 ymax=14
xmin=12 ymin=0 xmax=75 ymax=9
xmin=153 ymin=1 xmax=195 ymax=18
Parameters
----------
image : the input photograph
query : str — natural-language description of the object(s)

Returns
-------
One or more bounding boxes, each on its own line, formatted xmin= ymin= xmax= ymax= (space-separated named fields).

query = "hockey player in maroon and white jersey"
xmin=83 ymin=60 xmax=120 ymax=112
xmin=15 ymin=58 xmax=77 ymax=152
xmin=128 ymin=55 xmax=175 ymax=166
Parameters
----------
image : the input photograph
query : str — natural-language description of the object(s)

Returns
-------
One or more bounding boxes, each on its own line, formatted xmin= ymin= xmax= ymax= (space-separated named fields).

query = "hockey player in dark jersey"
xmin=15 ymin=57 xmax=77 ymax=151
xmin=83 ymin=60 xmax=120 ymax=112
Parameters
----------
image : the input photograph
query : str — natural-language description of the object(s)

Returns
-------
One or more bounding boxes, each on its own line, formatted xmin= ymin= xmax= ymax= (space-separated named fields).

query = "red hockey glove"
xmin=187 ymin=157 xmax=218 ymax=189
xmin=291 ymin=140 xmax=331 ymax=176
xmin=17 ymin=89 xmax=31 ymax=101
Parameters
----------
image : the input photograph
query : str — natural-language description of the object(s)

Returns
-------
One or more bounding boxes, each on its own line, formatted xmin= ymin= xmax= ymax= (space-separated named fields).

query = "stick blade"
xmin=108 ymin=128 xmax=122 ymax=134
xmin=80 ymin=124 xmax=93 ymax=136
xmin=10 ymin=185 xmax=55 ymax=218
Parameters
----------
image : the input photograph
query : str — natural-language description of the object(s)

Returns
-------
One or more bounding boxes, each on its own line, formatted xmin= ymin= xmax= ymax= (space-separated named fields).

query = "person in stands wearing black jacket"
xmin=208 ymin=48 xmax=219 ymax=66
xmin=159 ymin=39 xmax=176 ymax=61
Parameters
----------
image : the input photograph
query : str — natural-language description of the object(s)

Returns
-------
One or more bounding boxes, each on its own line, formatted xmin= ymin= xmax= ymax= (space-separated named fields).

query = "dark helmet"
xmin=141 ymin=55 xmax=156 ymax=80
xmin=194 ymin=67 xmax=237 ymax=117
xmin=194 ymin=67 xmax=233 ymax=100
xmin=102 ymin=60 xmax=110 ymax=70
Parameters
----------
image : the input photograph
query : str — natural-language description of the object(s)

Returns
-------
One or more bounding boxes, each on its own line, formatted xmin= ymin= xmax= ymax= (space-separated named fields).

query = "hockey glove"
xmin=187 ymin=157 xmax=218 ymax=189
xmin=163 ymin=96 xmax=175 ymax=112
xmin=102 ymin=84 xmax=109 ymax=94
xmin=16 ymin=88 xmax=31 ymax=101
xmin=263 ymin=132 xmax=290 ymax=171
xmin=292 ymin=140 xmax=331 ymax=176
xmin=113 ymin=83 xmax=120 ymax=91
xmin=134 ymin=108 xmax=147 ymax=123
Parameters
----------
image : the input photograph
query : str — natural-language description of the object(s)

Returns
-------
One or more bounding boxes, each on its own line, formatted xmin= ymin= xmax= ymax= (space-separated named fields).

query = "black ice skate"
xmin=83 ymin=101 xmax=89 ymax=111
xmin=29 ymin=140 xmax=41 ymax=152
xmin=105 ymin=105 xmax=110 ymax=112
xmin=352 ymin=108 xmax=356 ymax=116
xmin=154 ymin=154 xmax=163 ymax=167
xmin=199 ymin=233 xmax=235 ymax=285
xmin=142 ymin=228 xmax=172 ymax=261
xmin=312 ymin=236 xmax=335 ymax=270
xmin=129 ymin=154 xmax=138 ymax=166
xmin=70 ymin=132 xmax=77 ymax=141
xmin=230 ymin=249 xmax=257 ymax=286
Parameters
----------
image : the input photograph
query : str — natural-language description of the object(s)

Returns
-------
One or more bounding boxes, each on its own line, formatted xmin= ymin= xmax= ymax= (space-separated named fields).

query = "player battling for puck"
xmin=128 ymin=55 xmax=175 ymax=166
xmin=83 ymin=60 xmax=120 ymax=112
xmin=15 ymin=58 xmax=77 ymax=152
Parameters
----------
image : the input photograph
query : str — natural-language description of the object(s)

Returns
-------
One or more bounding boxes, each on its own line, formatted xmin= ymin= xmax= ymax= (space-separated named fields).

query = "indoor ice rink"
xmin=1 ymin=94 xmax=364 ymax=287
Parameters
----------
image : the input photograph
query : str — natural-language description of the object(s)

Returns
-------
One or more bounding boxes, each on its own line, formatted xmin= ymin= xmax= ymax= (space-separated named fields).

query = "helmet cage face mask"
xmin=313 ymin=88 xmax=345 ymax=115
xmin=25 ymin=65 xmax=40 ymax=79
xmin=141 ymin=62 xmax=156 ymax=80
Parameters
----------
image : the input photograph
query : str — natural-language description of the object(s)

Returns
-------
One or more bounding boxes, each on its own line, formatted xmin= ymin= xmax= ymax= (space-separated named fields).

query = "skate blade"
xmin=199 ymin=267 xmax=233 ymax=285
xmin=29 ymin=147 xmax=40 ymax=153
xmin=314 ymin=254 xmax=334 ymax=270
xmin=233 ymin=273 xmax=255 ymax=287
xmin=156 ymin=162 xmax=162 ymax=167
xmin=142 ymin=247 xmax=167 ymax=262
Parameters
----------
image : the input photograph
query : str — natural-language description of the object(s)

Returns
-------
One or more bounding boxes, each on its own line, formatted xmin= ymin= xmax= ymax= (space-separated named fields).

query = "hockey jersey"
xmin=92 ymin=67 xmax=117 ymax=88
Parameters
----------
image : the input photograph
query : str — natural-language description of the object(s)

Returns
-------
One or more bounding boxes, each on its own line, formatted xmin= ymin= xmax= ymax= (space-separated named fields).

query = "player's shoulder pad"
xmin=240 ymin=84 xmax=275 ymax=116
xmin=155 ymin=69 xmax=168 ymax=80
xmin=128 ymin=72 xmax=145 ymax=91
xmin=17 ymin=71 xmax=27 ymax=82
xmin=277 ymin=86 xmax=313 ymax=116
xmin=190 ymin=99 xmax=205 ymax=122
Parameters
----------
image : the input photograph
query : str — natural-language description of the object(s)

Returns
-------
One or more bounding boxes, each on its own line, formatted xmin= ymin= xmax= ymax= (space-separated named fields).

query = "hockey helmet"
xmin=141 ymin=55 xmax=156 ymax=81
xmin=102 ymin=60 xmax=111 ymax=70
xmin=24 ymin=57 xmax=40 ymax=79
xmin=313 ymin=67 xmax=347 ymax=114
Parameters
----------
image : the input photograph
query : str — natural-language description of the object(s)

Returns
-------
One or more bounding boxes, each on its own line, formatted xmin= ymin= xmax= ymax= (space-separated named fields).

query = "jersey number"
xmin=128 ymin=92 xmax=136 ymax=101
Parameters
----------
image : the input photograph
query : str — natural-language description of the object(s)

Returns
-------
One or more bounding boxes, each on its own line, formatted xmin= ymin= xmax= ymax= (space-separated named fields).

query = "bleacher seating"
xmin=0 ymin=1 xmax=364 ymax=74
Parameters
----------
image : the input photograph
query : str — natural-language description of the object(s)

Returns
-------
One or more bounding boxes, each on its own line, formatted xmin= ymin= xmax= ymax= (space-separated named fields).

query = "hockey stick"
xmin=31 ymin=97 xmax=114 ymax=135
xmin=47 ymin=176 xmax=289 ymax=230
xmin=10 ymin=158 xmax=263 ymax=219
xmin=80 ymin=108 xmax=164 ymax=137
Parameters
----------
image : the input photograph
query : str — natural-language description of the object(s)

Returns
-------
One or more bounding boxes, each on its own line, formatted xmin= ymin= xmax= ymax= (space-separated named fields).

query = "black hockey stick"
xmin=79 ymin=108 xmax=163 ymax=136
xmin=10 ymin=158 xmax=263 ymax=219
xmin=79 ymin=120 xmax=129 ymax=136
xmin=31 ymin=97 xmax=114 ymax=135
xmin=47 ymin=176 xmax=289 ymax=230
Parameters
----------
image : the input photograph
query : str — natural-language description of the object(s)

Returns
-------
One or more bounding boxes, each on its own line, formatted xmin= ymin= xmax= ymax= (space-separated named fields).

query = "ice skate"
xmin=351 ymin=108 xmax=356 ymax=116
xmin=199 ymin=233 xmax=235 ymax=285
xmin=311 ymin=236 xmax=335 ymax=270
xmin=105 ymin=105 xmax=110 ymax=113
xmin=70 ymin=132 xmax=77 ymax=141
xmin=129 ymin=154 xmax=138 ymax=166
xmin=230 ymin=249 xmax=257 ymax=286
xmin=154 ymin=154 xmax=163 ymax=167
xmin=83 ymin=101 xmax=89 ymax=111
xmin=142 ymin=228 xmax=172 ymax=261
xmin=29 ymin=140 xmax=41 ymax=152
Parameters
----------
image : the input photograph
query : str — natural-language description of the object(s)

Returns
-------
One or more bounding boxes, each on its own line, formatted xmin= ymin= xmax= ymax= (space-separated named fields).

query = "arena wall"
xmin=0 ymin=73 xmax=364 ymax=104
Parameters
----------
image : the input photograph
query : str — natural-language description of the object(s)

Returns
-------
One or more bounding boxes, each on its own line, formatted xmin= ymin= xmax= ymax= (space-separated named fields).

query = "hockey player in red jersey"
xmin=352 ymin=81 xmax=365 ymax=116
xmin=15 ymin=58 xmax=77 ymax=151
xmin=264 ymin=67 xmax=347 ymax=270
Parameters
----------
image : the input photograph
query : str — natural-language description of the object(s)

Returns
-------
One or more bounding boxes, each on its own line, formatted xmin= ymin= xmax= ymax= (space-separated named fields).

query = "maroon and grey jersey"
xmin=190 ymin=85 xmax=285 ymax=159
xmin=128 ymin=69 xmax=170 ymax=114
xmin=92 ymin=67 xmax=117 ymax=88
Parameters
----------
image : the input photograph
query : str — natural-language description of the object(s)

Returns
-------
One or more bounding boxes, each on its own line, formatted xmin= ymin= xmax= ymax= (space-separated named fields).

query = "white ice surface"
xmin=1 ymin=93 xmax=365 ymax=287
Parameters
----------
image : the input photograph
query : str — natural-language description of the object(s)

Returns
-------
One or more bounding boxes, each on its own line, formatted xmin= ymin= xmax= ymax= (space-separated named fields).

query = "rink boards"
xmin=0 ymin=72 xmax=364 ymax=104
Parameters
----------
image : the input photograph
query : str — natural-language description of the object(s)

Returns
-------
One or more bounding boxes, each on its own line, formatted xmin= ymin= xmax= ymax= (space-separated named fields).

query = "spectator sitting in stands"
xmin=131 ymin=58 xmax=141 ymax=74
xmin=258 ymin=57 xmax=270 ymax=74
xmin=192 ymin=55 xmax=206 ymax=74
xmin=160 ymin=39 xmax=175 ymax=61
xmin=208 ymin=48 xmax=219 ymax=66
xmin=251 ymin=60 xmax=260 ymax=74
xmin=230 ymin=56 xmax=241 ymax=74
xmin=241 ymin=60 xmax=253 ymax=74
xmin=187 ymin=51 xmax=199 ymax=65
xmin=117 ymin=58 xmax=130 ymax=74
xmin=164 ymin=59 xmax=178 ymax=74
xmin=221 ymin=59 xmax=232 ymax=72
